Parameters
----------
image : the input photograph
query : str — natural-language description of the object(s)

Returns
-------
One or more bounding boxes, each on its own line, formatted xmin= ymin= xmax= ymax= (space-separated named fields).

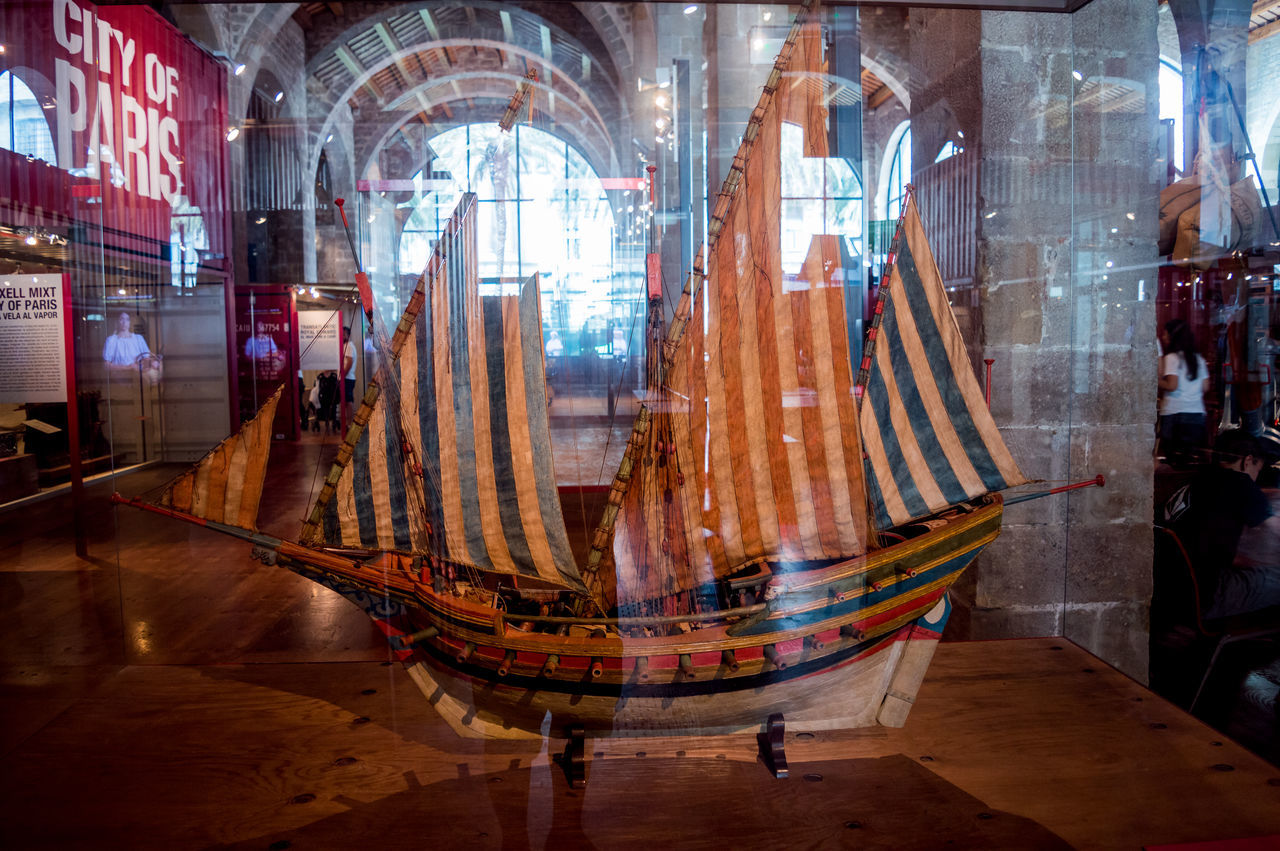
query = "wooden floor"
xmin=4 ymin=440 xmax=1280 ymax=849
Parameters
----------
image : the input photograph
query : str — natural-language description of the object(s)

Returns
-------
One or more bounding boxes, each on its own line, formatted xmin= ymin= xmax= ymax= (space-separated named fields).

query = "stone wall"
xmin=915 ymin=0 xmax=1159 ymax=680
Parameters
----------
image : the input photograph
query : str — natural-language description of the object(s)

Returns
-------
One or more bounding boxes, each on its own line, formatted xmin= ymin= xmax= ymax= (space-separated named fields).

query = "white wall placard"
xmin=298 ymin=309 xmax=341 ymax=372
xmin=0 ymin=274 xmax=66 ymax=404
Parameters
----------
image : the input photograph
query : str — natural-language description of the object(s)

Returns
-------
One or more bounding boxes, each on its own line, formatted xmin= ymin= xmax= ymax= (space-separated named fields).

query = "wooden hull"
xmin=281 ymin=496 xmax=1002 ymax=738
xmin=399 ymin=596 xmax=953 ymax=739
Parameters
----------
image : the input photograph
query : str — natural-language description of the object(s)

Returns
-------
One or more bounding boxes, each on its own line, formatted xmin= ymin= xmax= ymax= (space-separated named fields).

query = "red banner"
xmin=0 ymin=0 xmax=229 ymax=269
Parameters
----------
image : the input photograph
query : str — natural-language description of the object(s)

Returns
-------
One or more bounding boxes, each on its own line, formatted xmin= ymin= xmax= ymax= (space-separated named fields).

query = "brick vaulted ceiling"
xmin=263 ymin=0 xmax=1279 ymax=179
xmin=294 ymin=2 xmax=630 ymax=176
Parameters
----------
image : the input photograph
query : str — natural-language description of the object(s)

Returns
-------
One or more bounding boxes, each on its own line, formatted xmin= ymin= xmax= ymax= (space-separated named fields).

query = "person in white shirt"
xmin=103 ymin=311 xmax=151 ymax=370
xmin=342 ymin=326 xmax=357 ymax=405
xmin=1159 ymin=318 xmax=1208 ymax=466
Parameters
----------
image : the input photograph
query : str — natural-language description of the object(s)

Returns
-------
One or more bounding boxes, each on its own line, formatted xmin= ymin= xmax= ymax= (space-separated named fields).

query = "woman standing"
xmin=1159 ymin=318 xmax=1209 ymax=466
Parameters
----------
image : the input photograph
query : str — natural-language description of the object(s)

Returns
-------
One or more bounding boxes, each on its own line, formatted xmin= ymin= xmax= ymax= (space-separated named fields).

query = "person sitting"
xmin=1164 ymin=429 xmax=1280 ymax=620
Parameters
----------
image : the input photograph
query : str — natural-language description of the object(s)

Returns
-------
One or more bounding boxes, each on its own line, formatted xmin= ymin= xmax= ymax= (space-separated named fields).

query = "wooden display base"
xmin=0 ymin=453 xmax=38 ymax=501
xmin=3 ymin=639 xmax=1279 ymax=848
xmin=35 ymin=452 xmax=121 ymax=487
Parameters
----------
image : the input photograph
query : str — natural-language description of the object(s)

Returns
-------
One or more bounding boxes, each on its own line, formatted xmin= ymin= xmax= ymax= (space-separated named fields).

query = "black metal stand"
xmin=758 ymin=712 xmax=789 ymax=779
xmin=560 ymin=725 xmax=587 ymax=789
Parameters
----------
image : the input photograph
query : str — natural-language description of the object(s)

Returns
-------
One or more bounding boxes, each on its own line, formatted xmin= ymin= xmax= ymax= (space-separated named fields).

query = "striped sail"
xmin=859 ymin=195 xmax=1026 ymax=529
xmin=306 ymin=194 xmax=584 ymax=593
xmin=158 ymin=386 xmax=282 ymax=530
xmin=610 ymin=9 xmax=869 ymax=605
xmin=656 ymin=236 xmax=869 ymax=573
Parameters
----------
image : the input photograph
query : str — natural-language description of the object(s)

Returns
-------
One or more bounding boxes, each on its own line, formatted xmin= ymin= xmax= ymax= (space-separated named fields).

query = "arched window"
xmin=398 ymin=123 xmax=615 ymax=346
xmin=878 ymin=121 xmax=911 ymax=221
xmin=778 ymin=122 xmax=862 ymax=274
xmin=0 ymin=70 xmax=57 ymax=165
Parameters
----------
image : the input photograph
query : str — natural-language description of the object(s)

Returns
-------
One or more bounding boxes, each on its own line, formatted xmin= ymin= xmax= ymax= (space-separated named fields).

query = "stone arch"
xmin=876 ymin=118 xmax=911 ymax=219
xmin=573 ymin=2 xmax=635 ymax=81
xmin=347 ymin=61 xmax=619 ymax=184
xmin=0 ymin=67 xmax=57 ymax=165
xmin=300 ymin=3 xmax=628 ymax=197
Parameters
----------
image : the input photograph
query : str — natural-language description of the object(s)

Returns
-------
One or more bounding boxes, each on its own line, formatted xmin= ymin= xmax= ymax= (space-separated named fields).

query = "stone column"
xmin=915 ymin=0 xmax=1159 ymax=680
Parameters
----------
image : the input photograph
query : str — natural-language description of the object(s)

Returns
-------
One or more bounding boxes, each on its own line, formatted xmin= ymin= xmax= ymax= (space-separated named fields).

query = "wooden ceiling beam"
xmin=418 ymin=9 xmax=440 ymax=40
xmin=867 ymin=84 xmax=894 ymax=111
xmin=372 ymin=23 xmax=441 ymax=122
xmin=334 ymin=45 xmax=385 ymax=108
xmin=1250 ymin=16 xmax=1280 ymax=42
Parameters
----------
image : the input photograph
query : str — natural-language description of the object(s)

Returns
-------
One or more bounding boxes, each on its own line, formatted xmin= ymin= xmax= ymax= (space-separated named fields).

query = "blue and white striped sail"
xmin=860 ymin=196 xmax=1026 ymax=529
xmin=304 ymin=193 xmax=585 ymax=593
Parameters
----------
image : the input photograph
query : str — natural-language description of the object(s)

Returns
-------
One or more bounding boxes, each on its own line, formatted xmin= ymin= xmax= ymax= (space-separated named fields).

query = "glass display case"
xmin=3 ymin=1 xmax=1279 ymax=841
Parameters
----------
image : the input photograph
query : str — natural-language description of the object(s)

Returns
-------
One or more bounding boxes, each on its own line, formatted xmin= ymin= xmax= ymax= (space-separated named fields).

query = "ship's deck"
xmin=3 ymin=437 xmax=1279 ymax=848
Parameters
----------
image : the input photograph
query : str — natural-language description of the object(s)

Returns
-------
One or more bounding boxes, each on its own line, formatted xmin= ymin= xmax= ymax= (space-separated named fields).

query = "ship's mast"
xmin=580 ymin=0 xmax=821 ymax=609
xmin=644 ymin=164 xmax=665 ymax=384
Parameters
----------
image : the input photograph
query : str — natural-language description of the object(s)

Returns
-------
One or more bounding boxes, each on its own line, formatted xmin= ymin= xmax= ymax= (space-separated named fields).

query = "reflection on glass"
xmin=399 ymin=124 xmax=617 ymax=333
xmin=882 ymin=121 xmax=911 ymax=220
xmin=0 ymin=70 xmax=57 ymax=164
xmin=780 ymin=122 xmax=863 ymax=275
xmin=396 ymin=122 xmax=638 ymax=464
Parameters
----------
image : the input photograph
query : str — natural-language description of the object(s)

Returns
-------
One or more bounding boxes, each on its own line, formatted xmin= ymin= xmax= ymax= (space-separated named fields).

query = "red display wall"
xmin=235 ymin=287 xmax=299 ymax=440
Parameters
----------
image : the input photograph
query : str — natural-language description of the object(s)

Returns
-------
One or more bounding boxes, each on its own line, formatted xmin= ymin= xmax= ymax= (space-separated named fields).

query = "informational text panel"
xmin=0 ymin=274 xmax=67 ymax=404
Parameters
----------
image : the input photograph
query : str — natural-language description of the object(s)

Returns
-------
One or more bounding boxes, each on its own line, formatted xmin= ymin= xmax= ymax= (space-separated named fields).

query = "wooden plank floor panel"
xmin=1 ymin=641 xmax=1278 ymax=849
xmin=886 ymin=640 xmax=1280 ymax=849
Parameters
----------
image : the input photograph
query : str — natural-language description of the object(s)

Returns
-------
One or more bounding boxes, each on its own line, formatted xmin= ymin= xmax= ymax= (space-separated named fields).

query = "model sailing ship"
xmin=118 ymin=0 xmax=1059 ymax=739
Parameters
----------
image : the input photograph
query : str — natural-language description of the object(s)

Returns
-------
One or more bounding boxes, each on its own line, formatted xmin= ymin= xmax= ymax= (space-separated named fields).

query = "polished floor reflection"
xmin=3 ymin=440 xmax=1280 ymax=847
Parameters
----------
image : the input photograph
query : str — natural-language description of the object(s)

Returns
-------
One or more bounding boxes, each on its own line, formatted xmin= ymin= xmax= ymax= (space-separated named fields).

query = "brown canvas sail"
xmin=606 ymin=2 xmax=869 ymax=609
xmin=157 ymin=385 xmax=282 ymax=531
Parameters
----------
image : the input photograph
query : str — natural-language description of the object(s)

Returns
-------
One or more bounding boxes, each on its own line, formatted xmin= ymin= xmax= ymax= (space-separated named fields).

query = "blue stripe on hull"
xmin=741 ymin=545 xmax=983 ymax=636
